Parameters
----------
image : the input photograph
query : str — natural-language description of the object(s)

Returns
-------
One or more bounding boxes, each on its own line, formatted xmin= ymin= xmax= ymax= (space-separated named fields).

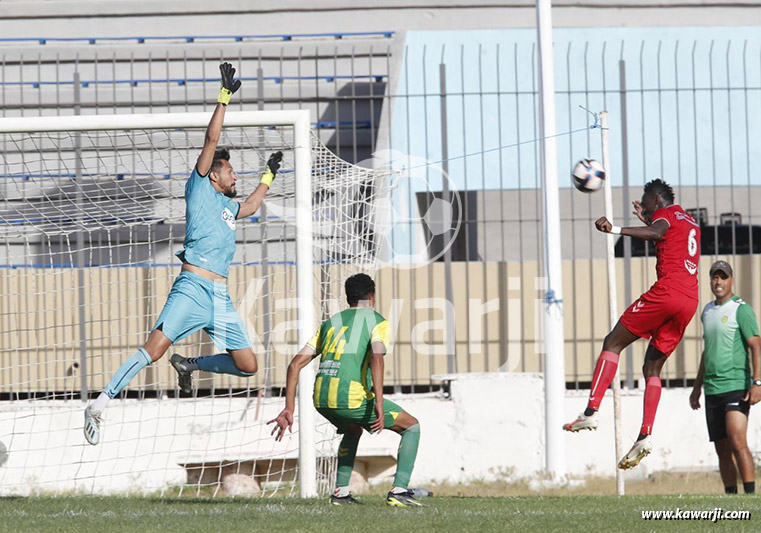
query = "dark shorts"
xmin=705 ymin=389 xmax=750 ymax=442
xmin=619 ymin=284 xmax=698 ymax=357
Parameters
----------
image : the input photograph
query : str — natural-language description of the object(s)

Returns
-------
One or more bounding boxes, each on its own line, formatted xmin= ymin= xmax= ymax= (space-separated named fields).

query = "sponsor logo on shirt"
xmin=318 ymin=359 xmax=341 ymax=376
xmin=221 ymin=207 xmax=236 ymax=230
xmin=722 ymin=316 xmax=728 ymax=323
xmin=684 ymin=259 xmax=698 ymax=275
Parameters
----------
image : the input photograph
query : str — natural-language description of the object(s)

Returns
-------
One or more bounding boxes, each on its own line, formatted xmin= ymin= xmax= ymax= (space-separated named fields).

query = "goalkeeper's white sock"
xmin=91 ymin=392 xmax=110 ymax=413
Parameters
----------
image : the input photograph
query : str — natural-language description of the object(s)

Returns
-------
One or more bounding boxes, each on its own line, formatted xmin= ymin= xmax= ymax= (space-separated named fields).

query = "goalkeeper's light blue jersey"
xmin=175 ymin=166 xmax=240 ymax=277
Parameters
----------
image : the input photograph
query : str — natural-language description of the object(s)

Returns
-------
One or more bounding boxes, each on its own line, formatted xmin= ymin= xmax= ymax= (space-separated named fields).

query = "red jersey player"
xmin=563 ymin=179 xmax=700 ymax=469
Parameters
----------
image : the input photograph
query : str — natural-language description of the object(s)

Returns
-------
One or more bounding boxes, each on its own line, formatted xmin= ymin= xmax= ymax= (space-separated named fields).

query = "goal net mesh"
xmin=0 ymin=123 xmax=392 ymax=496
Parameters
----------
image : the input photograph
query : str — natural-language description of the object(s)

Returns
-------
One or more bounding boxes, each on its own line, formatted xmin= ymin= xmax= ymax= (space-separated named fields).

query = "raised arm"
xmin=196 ymin=62 xmax=241 ymax=177
xmin=236 ymin=151 xmax=283 ymax=220
xmin=595 ymin=216 xmax=669 ymax=241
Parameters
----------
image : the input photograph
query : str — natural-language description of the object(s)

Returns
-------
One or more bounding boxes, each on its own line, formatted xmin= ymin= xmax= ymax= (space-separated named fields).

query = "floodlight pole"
xmin=536 ymin=0 xmax=566 ymax=479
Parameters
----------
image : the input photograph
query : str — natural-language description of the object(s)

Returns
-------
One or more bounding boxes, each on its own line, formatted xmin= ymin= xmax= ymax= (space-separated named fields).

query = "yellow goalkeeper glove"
xmin=260 ymin=151 xmax=283 ymax=187
xmin=217 ymin=62 xmax=241 ymax=105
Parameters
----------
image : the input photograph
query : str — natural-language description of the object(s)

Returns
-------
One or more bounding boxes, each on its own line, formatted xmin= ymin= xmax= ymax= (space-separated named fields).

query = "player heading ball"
xmin=563 ymin=179 xmax=701 ymax=470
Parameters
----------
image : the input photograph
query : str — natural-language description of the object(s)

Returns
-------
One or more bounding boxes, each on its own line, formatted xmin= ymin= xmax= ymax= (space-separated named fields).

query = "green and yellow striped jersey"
xmin=307 ymin=307 xmax=391 ymax=410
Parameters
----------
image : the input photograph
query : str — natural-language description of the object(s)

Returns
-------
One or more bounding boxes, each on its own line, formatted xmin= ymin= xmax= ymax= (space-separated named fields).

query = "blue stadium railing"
xmin=0 ymin=31 xmax=391 ymax=87
xmin=3 ymin=76 xmax=387 ymax=89
xmin=0 ymin=31 xmax=395 ymax=46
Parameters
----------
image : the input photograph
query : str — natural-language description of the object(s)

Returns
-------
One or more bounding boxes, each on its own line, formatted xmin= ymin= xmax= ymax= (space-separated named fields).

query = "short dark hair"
xmin=210 ymin=148 xmax=230 ymax=174
xmin=644 ymin=178 xmax=674 ymax=204
xmin=345 ymin=273 xmax=375 ymax=306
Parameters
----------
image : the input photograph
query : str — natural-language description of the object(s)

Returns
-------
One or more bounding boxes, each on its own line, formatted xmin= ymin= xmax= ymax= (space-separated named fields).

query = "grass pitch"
xmin=1 ymin=494 xmax=759 ymax=533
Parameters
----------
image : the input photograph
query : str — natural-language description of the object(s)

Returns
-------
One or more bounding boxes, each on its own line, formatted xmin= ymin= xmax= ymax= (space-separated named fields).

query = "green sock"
xmin=335 ymin=432 xmax=361 ymax=488
xmin=393 ymin=424 xmax=420 ymax=489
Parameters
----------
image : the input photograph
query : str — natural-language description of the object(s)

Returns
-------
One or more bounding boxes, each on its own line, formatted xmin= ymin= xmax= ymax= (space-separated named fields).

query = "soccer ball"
xmin=572 ymin=158 xmax=606 ymax=193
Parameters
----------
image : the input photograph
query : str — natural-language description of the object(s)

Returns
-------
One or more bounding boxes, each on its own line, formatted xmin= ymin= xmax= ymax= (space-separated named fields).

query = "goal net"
xmin=0 ymin=111 xmax=393 ymax=497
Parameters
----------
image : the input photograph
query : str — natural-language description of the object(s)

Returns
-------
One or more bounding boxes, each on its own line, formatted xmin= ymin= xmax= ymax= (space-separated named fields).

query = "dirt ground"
xmin=417 ymin=469 xmax=745 ymax=497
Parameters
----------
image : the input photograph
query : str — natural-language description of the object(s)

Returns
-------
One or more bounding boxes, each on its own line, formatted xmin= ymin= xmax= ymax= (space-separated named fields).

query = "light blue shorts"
xmin=153 ymin=271 xmax=251 ymax=351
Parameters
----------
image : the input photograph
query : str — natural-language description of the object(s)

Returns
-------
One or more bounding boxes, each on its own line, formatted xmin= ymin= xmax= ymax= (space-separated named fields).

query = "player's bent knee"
xmin=728 ymin=435 xmax=749 ymax=453
xmin=601 ymin=332 xmax=618 ymax=352
xmin=345 ymin=424 xmax=363 ymax=436
xmin=642 ymin=361 xmax=662 ymax=378
xmin=143 ymin=329 xmax=172 ymax=362
xmin=236 ymin=360 xmax=257 ymax=375
xmin=229 ymin=349 xmax=258 ymax=375
xmin=392 ymin=411 xmax=419 ymax=431
xmin=403 ymin=423 xmax=420 ymax=436
xmin=714 ymin=439 xmax=732 ymax=456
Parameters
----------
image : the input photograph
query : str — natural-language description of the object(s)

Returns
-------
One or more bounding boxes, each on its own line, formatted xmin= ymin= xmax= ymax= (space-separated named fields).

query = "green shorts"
xmin=317 ymin=398 xmax=405 ymax=434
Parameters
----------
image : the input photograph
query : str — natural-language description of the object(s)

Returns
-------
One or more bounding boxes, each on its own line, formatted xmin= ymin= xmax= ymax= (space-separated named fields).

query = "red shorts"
xmin=619 ymin=283 xmax=698 ymax=356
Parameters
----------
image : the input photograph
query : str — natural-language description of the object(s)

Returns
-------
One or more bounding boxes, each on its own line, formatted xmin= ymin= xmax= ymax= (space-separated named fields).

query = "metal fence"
xmin=389 ymin=30 xmax=761 ymax=389
xmin=3 ymin=29 xmax=761 ymax=392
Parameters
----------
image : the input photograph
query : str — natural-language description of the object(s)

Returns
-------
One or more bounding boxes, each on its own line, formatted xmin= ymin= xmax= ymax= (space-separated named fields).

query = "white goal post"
xmin=0 ymin=110 xmax=390 ymax=498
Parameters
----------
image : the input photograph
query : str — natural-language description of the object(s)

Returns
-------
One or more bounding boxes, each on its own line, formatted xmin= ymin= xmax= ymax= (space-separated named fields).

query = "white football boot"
xmin=563 ymin=411 xmax=599 ymax=432
xmin=618 ymin=435 xmax=653 ymax=470
xmin=83 ymin=406 xmax=102 ymax=445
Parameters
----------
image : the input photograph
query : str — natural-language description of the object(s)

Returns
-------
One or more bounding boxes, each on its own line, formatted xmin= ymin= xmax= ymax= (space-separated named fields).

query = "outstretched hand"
xmin=267 ymin=409 xmax=294 ymax=442
xmin=266 ymin=151 xmax=283 ymax=175
xmin=594 ymin=216 xmax=613 ymax=233
xmin=260 ymin=151 xmax=284 ymax=187
xmin=219 ymin=62 xmax=242 ymax=94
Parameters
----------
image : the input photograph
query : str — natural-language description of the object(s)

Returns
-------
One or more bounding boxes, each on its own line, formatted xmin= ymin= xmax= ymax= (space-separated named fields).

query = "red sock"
xmin=640 ymin=376 xmax=662 ymax=436
xmin=587 ymin=351 xmax=620 ymax=411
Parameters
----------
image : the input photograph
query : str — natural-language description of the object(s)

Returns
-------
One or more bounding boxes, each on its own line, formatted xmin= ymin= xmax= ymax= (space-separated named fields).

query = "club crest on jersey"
xmin=684 ymin=259 xmax=697 ymax=275
xmin=221 ymin=207 xmax=236 ymax=230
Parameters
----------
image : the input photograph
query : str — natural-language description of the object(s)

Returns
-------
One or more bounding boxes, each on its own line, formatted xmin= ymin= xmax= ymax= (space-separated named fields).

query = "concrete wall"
xmin=0 ymin=373 xmax=755 ymax=495
xmin=4 ymin=252 xmax=759 ymax=393
xmin=2 ymin=1 xmax=761 ymax=38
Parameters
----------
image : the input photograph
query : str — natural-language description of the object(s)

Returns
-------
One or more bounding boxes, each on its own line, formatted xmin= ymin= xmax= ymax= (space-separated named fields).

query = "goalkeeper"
xmin=84 ymin=62 xmax=283 ymax=445
xmin=268 ymin=274 xmax=423 ymax=507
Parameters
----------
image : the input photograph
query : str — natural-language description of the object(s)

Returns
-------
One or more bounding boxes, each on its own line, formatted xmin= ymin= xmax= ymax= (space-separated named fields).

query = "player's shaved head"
xmin=345 ymin=274 xmax=375 ymax=306
xmin=643 ymin=178 xmax=674 ymax=206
